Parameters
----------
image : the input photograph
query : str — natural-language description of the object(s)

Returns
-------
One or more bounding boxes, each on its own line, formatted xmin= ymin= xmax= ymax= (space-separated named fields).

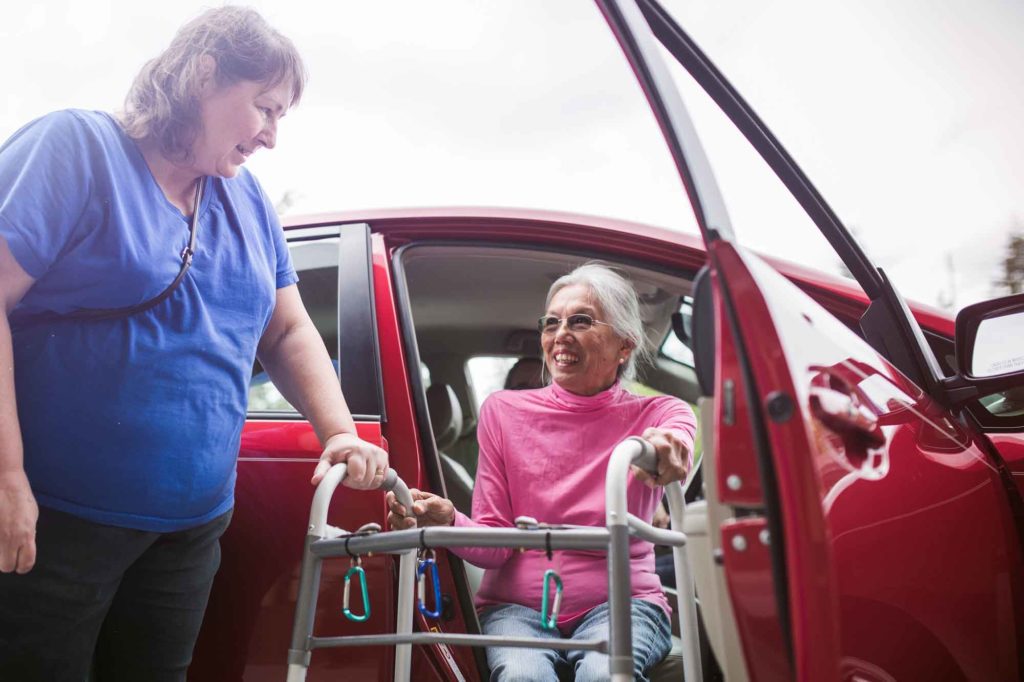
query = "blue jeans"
xmin=479 ymin=599 xmax=672 ymax=681
xmin=0 ymin=506 xmax=231 ymax=682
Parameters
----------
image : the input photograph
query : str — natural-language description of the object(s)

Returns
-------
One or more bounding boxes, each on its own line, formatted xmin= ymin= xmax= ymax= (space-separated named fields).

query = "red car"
xmin=190 ymin=2 xmax=1024 ymax=680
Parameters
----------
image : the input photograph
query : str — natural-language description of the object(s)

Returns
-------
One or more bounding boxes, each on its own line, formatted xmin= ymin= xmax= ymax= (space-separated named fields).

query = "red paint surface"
xmin=712 ymin=240 xmax=1023 ymax=680
xmin=713 ymin=269 xmax=765 ymax=508
xmin=190 ymin=420 xmax=397 ymax=681
xmin=721 ymin=518 xmax=791 ymax=681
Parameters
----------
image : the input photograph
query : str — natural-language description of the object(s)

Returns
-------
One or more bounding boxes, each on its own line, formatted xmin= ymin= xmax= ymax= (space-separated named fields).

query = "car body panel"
xmin=190 ymin=420 xmax=395 ymax=681
xmin=711 ymin=240 xmax=1023 ymax=679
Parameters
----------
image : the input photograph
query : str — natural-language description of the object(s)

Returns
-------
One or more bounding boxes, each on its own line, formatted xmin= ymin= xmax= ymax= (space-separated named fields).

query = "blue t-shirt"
xmin=0 ymin=110 xmax=297 ymax=531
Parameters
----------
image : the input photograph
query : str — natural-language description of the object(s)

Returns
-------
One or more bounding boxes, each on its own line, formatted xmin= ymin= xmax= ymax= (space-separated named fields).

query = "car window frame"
xmin=246 ymin=223 xmax=385 ymax=421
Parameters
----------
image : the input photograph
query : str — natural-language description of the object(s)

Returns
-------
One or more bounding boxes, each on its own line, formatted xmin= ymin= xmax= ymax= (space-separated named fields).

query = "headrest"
xmin=425 ymin=383 xmax=464 ymax=451
xmin=692 ymin=266 xmax=715 ymax=397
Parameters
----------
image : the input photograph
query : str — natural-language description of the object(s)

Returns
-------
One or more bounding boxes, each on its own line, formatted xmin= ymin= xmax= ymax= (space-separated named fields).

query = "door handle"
xmin=809 ymin=386 xmax=885 ymax=448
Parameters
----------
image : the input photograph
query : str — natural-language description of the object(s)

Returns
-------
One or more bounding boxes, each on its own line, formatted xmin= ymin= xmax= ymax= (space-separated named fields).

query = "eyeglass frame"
xmin=537 ymin=313 xmax=613 ymax=335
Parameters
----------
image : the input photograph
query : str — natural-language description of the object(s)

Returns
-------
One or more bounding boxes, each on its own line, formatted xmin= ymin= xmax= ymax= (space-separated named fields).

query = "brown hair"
xmin=120 ymin=6 xmax=307 ymax=162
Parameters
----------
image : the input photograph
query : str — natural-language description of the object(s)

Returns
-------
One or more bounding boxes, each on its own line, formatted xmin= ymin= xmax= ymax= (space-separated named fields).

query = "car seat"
xmin=425 ymin=383 xmax=475 ymax=515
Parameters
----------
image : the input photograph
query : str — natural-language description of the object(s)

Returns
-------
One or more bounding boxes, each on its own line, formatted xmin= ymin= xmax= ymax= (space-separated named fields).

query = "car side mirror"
xmin=941 ymin=293 xmax=1024 ymax=406
xmin=956 ymin=294 xmax=1024 ymax=378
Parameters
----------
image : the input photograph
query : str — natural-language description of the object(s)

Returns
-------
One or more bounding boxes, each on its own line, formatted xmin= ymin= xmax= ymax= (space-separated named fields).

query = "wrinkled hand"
xmin=0 ymin=470 xmax=39 ymax=574
xmin=386 ymin=488 xmax=455 ymax=530
xmin=631 ymin=427 xmax=690 ymax=488
xmin=310 ymin=432 xmax=389 ymax=490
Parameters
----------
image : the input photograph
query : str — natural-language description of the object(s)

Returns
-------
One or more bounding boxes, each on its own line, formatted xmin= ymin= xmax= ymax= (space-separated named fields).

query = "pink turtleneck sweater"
xmin=452 ymin=381 xmax=696 ymax=631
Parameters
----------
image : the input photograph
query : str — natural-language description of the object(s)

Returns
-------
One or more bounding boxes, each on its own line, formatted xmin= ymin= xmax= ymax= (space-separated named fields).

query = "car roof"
xmin=283 ymin=206 xmax=954 ymax=337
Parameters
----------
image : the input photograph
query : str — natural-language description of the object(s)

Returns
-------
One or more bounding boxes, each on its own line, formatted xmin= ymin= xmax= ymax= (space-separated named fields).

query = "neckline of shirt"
xmin=97 ymin=110 xmax=215 ymax=223
xmin=546 ymin=380 xmax=623 ymax=412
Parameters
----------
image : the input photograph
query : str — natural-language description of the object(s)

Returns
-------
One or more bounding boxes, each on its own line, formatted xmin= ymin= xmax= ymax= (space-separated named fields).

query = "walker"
xmin=286 ymin=437 xmax=701 ymax=682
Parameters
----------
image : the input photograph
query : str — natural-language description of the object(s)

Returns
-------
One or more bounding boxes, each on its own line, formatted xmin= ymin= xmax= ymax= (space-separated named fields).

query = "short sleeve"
xmin=0 ymin=111 xmax=94 ymax=278
xmin=252 ymin=177 xmax=297 ymax=289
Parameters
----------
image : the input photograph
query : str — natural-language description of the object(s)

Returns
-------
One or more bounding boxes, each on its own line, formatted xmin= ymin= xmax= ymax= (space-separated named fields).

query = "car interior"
xmin=400 ymin=244 xmax=699 ymax=483
xmin=396 ymin=242 xmax=747 ymax=680
xmin=262 ymin=232 xmax=979 ymax=680
xmin=251 ymin=235 xmax=780 ymax=679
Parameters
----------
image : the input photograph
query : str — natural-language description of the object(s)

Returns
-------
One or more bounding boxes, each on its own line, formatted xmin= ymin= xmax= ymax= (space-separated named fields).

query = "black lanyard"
xmin=32 ymin=177 xmax=206 ymax=323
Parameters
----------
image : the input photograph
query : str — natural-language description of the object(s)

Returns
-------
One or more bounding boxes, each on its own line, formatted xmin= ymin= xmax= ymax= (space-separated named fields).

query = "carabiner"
xmin=342 ymin=557 xmax=371 ymax=623
xmin=540 ymin=568 xmax=563 ymax=631
xmin=417 ymin=549 xmax=443 ymax=619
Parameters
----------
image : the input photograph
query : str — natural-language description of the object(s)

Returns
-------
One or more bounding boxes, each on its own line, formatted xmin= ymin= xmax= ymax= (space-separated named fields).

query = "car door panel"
xmin=985 ymin=433 xmax=1024 ymax=501
xmin=712 ymin=239 xmax=1022 ymax=680
xmin=189 ymin=420 xmax=394 ymax=682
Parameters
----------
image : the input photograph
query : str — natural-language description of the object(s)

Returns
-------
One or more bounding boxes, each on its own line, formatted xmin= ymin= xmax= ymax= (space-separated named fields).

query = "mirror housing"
xmin=940 ymin=293 xmax=1024 ymax=407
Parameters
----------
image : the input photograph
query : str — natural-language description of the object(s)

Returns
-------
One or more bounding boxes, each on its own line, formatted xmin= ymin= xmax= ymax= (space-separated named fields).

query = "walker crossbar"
xmin=286 ymin=437 xmax=701 ymax=682
xmin=309 ymin=633 xmax=608 ymax=652
xmin=312 ymin=526 xmax=611 ymax=557
xmin=310 ymin=520 xmax=687 ymax=559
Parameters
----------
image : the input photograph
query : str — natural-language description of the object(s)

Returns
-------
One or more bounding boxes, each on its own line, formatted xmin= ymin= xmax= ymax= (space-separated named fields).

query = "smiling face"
xmin=542 ymin=283 xmax=633 ymax=396
xmin=191 ymin=76 xmax=291 ymax=178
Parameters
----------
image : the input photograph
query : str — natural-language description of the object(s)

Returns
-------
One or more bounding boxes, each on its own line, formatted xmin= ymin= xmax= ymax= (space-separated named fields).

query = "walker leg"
xmin=393 ymin=549 xmax=417 ymax=682
xmin=667 ymin=482 xmax=703 ymax=682
xmin=607 ymin=524 xmax=635 ymax=679
xmin=287 ymin=535 xmax=324 ymax=681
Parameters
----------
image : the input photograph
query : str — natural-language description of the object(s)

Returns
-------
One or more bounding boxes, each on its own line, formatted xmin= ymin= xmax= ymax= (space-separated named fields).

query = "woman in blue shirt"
xmin=0 ymin=7 xmax=386 ymax=680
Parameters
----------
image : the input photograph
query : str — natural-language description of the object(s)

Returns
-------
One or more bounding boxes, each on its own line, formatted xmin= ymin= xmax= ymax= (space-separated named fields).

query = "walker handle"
xmin=381 ymin=470 xmax=416 ymax=526
xmin=308 ymin=465 xmax=416 ymax=539
xmin=627 ymin=436 xmax=658 ymax=476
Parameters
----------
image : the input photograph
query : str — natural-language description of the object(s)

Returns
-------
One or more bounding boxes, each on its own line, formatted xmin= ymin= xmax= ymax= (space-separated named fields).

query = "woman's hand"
xmin=386 ymin=488 xmax=455 ymax=530
xmin=310 ymin=432 xmax=389 ymax=490
xmin=0 ymin=469 xmax=39 ymax=574
xmin=632 ymin=427 xmax=690 ymax=488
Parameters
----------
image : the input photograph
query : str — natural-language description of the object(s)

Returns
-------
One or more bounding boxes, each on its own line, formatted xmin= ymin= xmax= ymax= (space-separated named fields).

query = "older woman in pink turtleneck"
xmin=388 ymin=263 xmax=696 ymax=681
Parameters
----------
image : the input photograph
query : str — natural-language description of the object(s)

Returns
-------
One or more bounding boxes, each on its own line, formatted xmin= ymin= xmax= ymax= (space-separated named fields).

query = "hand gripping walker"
xmin=287 ymin=437 xmax=702 ymax=682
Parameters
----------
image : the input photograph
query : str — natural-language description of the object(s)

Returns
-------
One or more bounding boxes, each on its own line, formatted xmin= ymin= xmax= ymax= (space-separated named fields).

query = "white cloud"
xmin=2 ymin=0 xmax=1020 ymax=310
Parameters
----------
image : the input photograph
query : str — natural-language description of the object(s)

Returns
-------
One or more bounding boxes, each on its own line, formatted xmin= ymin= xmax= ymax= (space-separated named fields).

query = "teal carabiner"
xmin=342 ymin=557 xmax=371 ymax=623
xmin=540 ymin=568 xmax=563 ymax=631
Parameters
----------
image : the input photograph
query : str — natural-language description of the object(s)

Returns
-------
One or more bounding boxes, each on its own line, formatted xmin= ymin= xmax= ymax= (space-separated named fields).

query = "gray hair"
xmin=120 ymin=6 xmax=307 ymax=162
xmin=544 ymin=262 xmax=652 ymax=382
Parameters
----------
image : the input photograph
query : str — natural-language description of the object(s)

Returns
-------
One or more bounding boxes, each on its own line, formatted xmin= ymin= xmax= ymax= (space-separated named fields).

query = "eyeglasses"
xmin=537 ymin=313 xmax=611 ymax=335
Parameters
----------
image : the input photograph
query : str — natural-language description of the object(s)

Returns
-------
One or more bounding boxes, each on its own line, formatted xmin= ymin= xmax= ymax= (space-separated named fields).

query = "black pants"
xmin=0 ymin=506 xmax=232 ymax=682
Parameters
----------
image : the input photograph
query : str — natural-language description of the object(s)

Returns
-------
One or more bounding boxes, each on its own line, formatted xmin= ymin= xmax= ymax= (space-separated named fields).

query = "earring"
xmin=619 ymin=358 xmax=625 ymax=364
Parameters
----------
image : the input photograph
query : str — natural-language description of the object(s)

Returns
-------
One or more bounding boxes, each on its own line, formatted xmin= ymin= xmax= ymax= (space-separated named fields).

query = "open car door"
xmin=601 ymin=1 xmax=1024 ymax=679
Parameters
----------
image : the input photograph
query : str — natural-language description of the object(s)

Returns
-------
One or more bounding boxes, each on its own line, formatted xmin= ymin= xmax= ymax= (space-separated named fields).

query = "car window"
xmin=979 ymin=389 xmax=1024 ymax=418
xmin=466 ymin=356 xmax=522 ymax=411
xmin=649 ymin=37 xmax=851 ymax=285
xmin=248 ymin=240 xmax=340 ymax=413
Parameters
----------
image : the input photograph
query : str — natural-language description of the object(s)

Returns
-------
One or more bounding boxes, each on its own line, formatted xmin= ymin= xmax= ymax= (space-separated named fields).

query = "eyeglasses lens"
xmin=567 ymin=314 xmax=593 ymax=331
xmin=538 ymin=314 xmax=594 ymax=334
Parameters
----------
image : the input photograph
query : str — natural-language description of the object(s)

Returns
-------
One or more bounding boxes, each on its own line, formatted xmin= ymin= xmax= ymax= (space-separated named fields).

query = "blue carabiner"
xmin=417 ymin=550 xmax=443 ymax=619
xmin=540 ymin=568 xmax=563 ymax=631
xmin=342 ymin=558 xmax=371 ymax=623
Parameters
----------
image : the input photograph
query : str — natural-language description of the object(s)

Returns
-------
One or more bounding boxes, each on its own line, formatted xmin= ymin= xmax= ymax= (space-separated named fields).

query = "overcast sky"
xmin=2 ymin=1 xmax=1021 ymax=311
